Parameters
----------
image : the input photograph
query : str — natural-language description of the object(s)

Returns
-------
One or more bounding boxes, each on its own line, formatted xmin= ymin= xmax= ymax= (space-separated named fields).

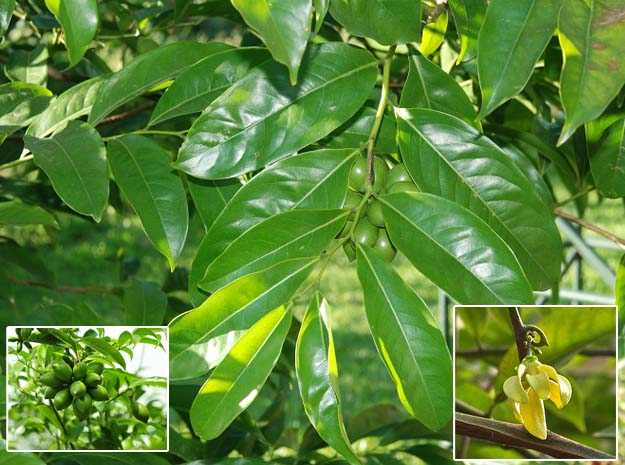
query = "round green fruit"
xmin=385 ymin=163 xmax=410 ymax=187
xmin=44 ymin=386 xmax=62 ymax=399
xmin=70 ymin=380 xmax=86 ymax=398
xmin=40 ymin=372 xmax=63 ymax=388
xmin=84 ymin=372 xmax=101 ymax=388
xmin=52 ymin=362 xmax=73 ymax=383
xmin=83 ymin=329 xmax=98 ymax=338
xmin=87 ymin=362 xmax=104 ymax=375
xmin=73 ymin=394 xmax=92 ymax=420
xmin=53 ymin=388 xmax=72 ymax=410
xmin=366 ymin=200 xmax=385 ymax=227
xmin=373 ymin=229 xmax=397 ymax=262
xmin=348 ymin=157 xmax=367 ymax=191
xmin=386 ymin=181 xmax=419 ymax=194
xmin=371 ymin=157 xmax=389 ymax=193
xmin=88 ymin=385 xmax=109 ymax=401
xmin=132 ymin=402 xmax=150 ymax=423
xmin=17 ymin=328 xmax=33 ymax=340
xmin=343 ymin=240 xmax=356 ymax=262
xmin=72 ymin=361 xmax=87 ymax=380
xmin=353 ymin=218 xmax=379 ymax=247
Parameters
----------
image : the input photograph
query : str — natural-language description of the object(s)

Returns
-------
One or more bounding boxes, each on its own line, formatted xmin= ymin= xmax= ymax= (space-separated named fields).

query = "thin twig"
xmin=555 ymin=209 xmax=625 ymax=248
xmin=0 ymin=154 xmax=34 ymax=172
xmin=97 ymin=102 xmax=156 ymax=126
xmin=49 ymin=401 xmax=74 ymax=450
xmin=508 ymin=307 xmax=527 ymax=361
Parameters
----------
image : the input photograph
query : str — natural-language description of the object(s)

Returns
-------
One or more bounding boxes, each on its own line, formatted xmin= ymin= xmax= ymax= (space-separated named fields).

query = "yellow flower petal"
xmin=537 ymin=363 xmax=559 ymax=381
xmin=519 ymin=387 xmax=547 ymax=440
xmin=526 ymin=371 xmax=551 ymax=400
xmin=511 ymin=400 xmax=523 ymax=423
xmin=548 ymin=379 xmax=564 ymax=408
xmin=503 ymin=375 xmax=529 ymax=403
xmin=558 ymin=374 xmax=572 ymax=406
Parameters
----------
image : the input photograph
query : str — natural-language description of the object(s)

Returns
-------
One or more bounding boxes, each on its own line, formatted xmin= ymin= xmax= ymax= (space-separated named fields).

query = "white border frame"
xmin=452 ymin=305 xmax=619 ymax=462
xmin=5 ymin=325 xmax=170 ymax=453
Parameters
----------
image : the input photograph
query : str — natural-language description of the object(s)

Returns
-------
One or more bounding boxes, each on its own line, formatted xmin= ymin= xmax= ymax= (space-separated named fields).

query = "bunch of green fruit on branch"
xmin=340 ymin=155 xmax=418 ymax=262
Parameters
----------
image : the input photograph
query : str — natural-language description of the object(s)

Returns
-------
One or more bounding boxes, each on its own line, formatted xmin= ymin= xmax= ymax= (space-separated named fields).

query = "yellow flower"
xmin=503 ymin=355 xmax=572 ymax=440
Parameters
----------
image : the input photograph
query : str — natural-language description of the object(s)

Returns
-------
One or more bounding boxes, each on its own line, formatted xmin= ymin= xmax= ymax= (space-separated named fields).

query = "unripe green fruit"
xmin=44 ymin=386 xmax=62 ymax=399
xmin=88 ymin=385 xmax=109 ymax=401
xmin=132 ymin=402 xmax=150 ymax=423
xmin=87 ymin=362 xmax=104 ymax=375
xmin=73 ymin=394 xmax=92 ymax=420
xmin=73 ymin=362 xmax=87 ymax=380
xmin=385 ymin=163 xmax=410 ymax=187
xmin=348 ymin=157 xmax=367 ymax=192
xmin=53 ymin=388 xmax=72 ymax=410
xmin=17 ymin=328 xmax=33 ymax=340
xmin=372 ymin=229 xmax=397 ymax=262
xmin=366 ymin=200 xmax=385 ymax=227
xmin=52 ymin=362 xmax=73 ymax=383
xmin=70 ymin=380 xmax=86 ymax=398
xmin=62 ymin=355 xmax=75 ymax=367
xmin=371 ymin=157 xmax=389 ymax=193
xmin=40 ymin=372 xmax=64 ymax=388
xmin=386 ymin=181 xmax=419 ymax=194
xmin=343 ymin=240 xmax=356 ymax=262
xmin=83 ymin=329 xmax=98 ymax=338
xmin=84 ymin=372 xmax=101 ymax=388
xmin=354 ymin=218 xmax=379 ymax=247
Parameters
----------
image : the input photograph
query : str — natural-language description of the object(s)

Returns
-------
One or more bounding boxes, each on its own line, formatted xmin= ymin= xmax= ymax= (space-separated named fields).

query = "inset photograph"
xmin=453 ymin=305 xmax=617 ymax=461
xmin=6 ymin=326 xmax=168 ymax=452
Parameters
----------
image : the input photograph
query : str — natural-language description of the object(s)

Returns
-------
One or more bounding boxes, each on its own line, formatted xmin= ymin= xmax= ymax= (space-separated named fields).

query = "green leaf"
xmin=558 ymin=0 xmax=625 ymax=144
xmin=187 ymin=177 xmax=241 ymax=231
xmin=399 ymin=53 xmax=477 ymax=127
xmin=356 ymin=245 xmax=452 ymax=431
xmin=27 ymin=75 xmax=108 ymax=137
xmin=588 ymin=117 xmax=625 ymax=198
xmin=81 ymin=336 xmax=126 ymax=369
xmin=477 ymin=0 xmax=560 ymax=118
xmin=0 ymin=443 xmax=45 ymax=464
xmin=0 ymin=82 xmax=51 ymax=141
xmin=458 ymin=0 xmax=487 ymax=63
xmin=190 ymin=306 xmax=292 ymax=440
xmin=0 ymin=0 xmax=15 ymax=35
xmin=420 ymin=9 xmax=448 ymax=56
xmin=45 ymin=0 xmax=98 ymax=67
xmin=0 ymin=242 xmax=54 ymax=281
xmin=395 ymin=108 xmax=561 ymax=290
xmin=199 ymin=208 xmax=348 ymax=293
xmin=88 ymin=41 xmax=231 ymax=125
xmin=448 ymin=0 xmax=470 ymax=62
xmin=124 ymin=281 xmax=168 ymax=326
xmin=24 ymin=120 xmax=109 ymax=221
xmin=189 ymin=148 xmax=355 ymax=306
xmin=170 ymin=258 xmax=316 ymax=381
xmin=0 ymin=200 xmax=57 ymax=226
xmin=230 ymin=0 xmax=311 ymax=84
xmin=174 ymin=43 xmax=377 ymax=179
xmin=149 ymin=47 xmax=270 ymax=126
xmin=616 ymin=255 xmax=625 ymax=334
xmin=4 ymin=44 xmax=48 ymax=86
xmin=107 ymin=135 xmax=189 ymax=270
xmin=295 ymin=292 xmax=362 ymax=465
xmin=313 ymin=0 xmax=330 ymax=32
xmin=328 ymin=0 xmax=421 ymax=45
xmin=43 ymin=453 xmax=170 ymax=465
xmin=381 ymin=192 xmax=534 ymax=304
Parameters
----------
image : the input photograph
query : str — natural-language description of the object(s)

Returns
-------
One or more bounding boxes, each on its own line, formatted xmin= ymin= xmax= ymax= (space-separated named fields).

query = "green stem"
xmin=0 ymin=155 xmax=34 ymax=172
xmin=104 ymin=129 xmax=187 ymax=141
xmin=554 ymin=186 xmax=596 ymax=207
xmin=366 ymin=45 xmax=396 ymax=188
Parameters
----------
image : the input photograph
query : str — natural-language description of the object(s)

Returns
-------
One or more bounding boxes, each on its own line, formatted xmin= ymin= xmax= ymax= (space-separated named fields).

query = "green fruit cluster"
xmin=131 ymin=401 xmax=150 ymax=423
xmin=342 ymin=157 xmax=418 ymax=262
xmin=39 ymin=359 xmax=108 ymax=420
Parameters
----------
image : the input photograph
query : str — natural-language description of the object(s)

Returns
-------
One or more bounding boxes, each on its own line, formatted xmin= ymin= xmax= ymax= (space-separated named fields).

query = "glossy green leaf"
xmin=616 ymin=255 xmax=625 ymax=334
xmin=296 ymin=292 xmax=362 ymax=465
xmin=24 ymin=121 xmax=108 ymax=221
xmin=399 ymin=53 xmax=477 ymax=127
xmin=190 ymin=306 xmax=292 ymax=440
xmin=0 ymin=82 xmax=51 ymax=141
xmin=588 ymin=117 xmax=625 ymax=198
xmin=0 ymin=444 xmax=44 ymax=465
xmin=558 ymin=0 xmax=625 ymax=144
xmin=5 ymin=44 xmax=48 ymax=86
xmin=477 ymin=0 xmax=560 ymax=118
xmin=395 ymin=108 xmax=561 ymax=290
xmin=189 ymin=148 xmax=355 ymax=306
xmin=381 ymin=192 xmax=534 ymax=304
xmin=420 ymin=9 xmax=448 ymax=56
xmin=231 ymin=0 xmax=311 ymax=84
xmin=448 ymin=0 xmax=469 ymax=62
xmin=149 ymin=47 xmax=270 ymax=126
xmin=45 ymin=0 xmax=98 ymax=67
xmin=170 ymin=258 xmax=316 ymax=381
xmin=460 ymin=0 xmax=487 ymax=62
xmin=199 ymin=208 xmax=348 ymax=293
xmin=0 ymin=200 xmax=57 ymax=226
xmin=88 ymin=41 xmax=231 ymax=125
xmin=187 ymin=177 xmax=241 ymax=231
xmin=175 ymin=43 xmax=377 ymax=179
xmin=322 ymin=107 xmax=397 ymax=154
xmin=81 ymin=336 xmax=126 ymax=369
xmin=27 ymin=75 xmax=108 ymax=137
xmin=328 ymin=0 xmax=421 ymax=45
xmin=313 ymin=0 xmax=330 ymax=31
xmin=0 ymin=0 xmax=15 ymax=35
xmin=107 ymin=135 xmax=188 ymax=270
xmin=356 ymin=245 xmax=452 ymax=431
xmin=124 ymin=281 xmax=168 ymax=325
